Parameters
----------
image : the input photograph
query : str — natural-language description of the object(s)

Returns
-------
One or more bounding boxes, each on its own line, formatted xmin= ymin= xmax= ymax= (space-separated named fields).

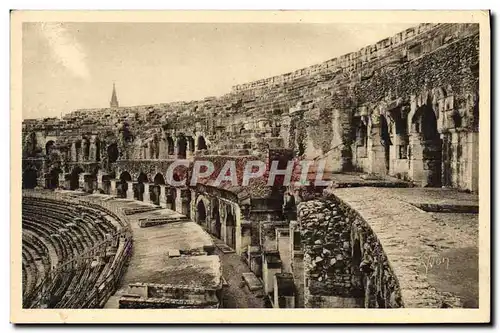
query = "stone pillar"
xmin=468 ymin=131 xmax=479 ymax=192
xmin=78 ymin=173 xmax=85 ymax=189
xmin=71 ymin=142 xmax=77 ymax=162
xmin=126 ymin=181 xmax=134 ymax=199
xmin=143 ymin=183 xmax=150 ymax=203
xmin=175 ymin=188 xmax=183 ymax=214
xmin=159 ymin=138 xmax=166 ymax=159
xmin=408 ymin=132 xmax=424 ymax=185
xmin=235 ymin=205 xmax=243 ymax=255
xmin=241 ymin=223 xmax=252 ymax=255
xmin=174 ymin=140 xmax=179 ymax=159
xmin=110 ymin=179 xmax=117 ymax=196
xmin=58 ymin=173 xmax=65 ymax=189
xmin=367 ymin=125 xmax=387 ymax=175
xmin=186 ymin=139 xmax=193 ymax=159
xmin=159 ymin=185 xmax=167 ymax=208
xmin=97 ymin=171 xmax=104 ymax=191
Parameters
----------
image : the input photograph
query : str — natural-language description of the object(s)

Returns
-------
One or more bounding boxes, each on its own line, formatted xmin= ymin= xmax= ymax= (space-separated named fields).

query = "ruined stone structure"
xmin=21 ymin=23 xmax=480 ymax=308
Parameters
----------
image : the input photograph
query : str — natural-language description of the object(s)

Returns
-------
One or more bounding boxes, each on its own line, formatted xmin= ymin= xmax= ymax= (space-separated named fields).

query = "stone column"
xmin=58 ymin=173 xmax=65 ymax=189
xmin=143 ymin=183 xmax=150 ymax=203
xmin=159 ymin=185 xmax=167 ymax=208
xmin=97 ymin=170 xmax=104 ymax=191
xmin=71 ymin=142 xmax=77 ymax=162
xmin=126 ymin=181 xmax=134 ymax=199
xmin=467 ymin=131 xmax=479 ymax=192
xmin=186 ymin=139 xmax=193 ymax=159
xmin=408 ymin=132 xmax=424 ymax=185
xmin=110 ymin=179 xmax=117 ymax=196
xmin=175 ymin=188 xmax=183 ymax=214
xmin=79 ymin=173 xmax=85 ymax=189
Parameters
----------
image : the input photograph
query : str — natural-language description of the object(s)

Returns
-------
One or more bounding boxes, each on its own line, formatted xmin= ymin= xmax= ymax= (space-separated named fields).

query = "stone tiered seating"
xmin=22 ymin=193 xmax=132 ymax=309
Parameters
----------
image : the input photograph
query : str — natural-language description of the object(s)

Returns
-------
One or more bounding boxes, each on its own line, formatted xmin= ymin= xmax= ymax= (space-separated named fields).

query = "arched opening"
xmin=225 ymin=211 xmax=236 ymax=249
xmin=196 ymin=200 xmax=207 ymax=226
xmin=45 ymin=140 xmax=55 ymax=156
xmin=380 ymin=116 xmax=392 ymax=174
xmin=107 ymin=143 xmax=119 ymax=163
xmin=69 ymin=167 xmax=84 ymax=190
xmin=152 ymin=173 xmax=165 ymax=206
xmin=177 ymin=136 xmax=187 ymax=159
xmin=197 ymin=136 xmax=207 ymax=150
xmin=118 ymin=171 xmax=132 ymax=198
xmin=22 ymin=168 xmax=38 ymax=189
xmin=413 ymin=105 xmax=442 ymax=187
xmin=135 ymin=172 xmax=148 ymax=201
xmin=167 ymin=136 xmax=174 ymax=156
xmin=212 ymin=200 xmax=221 ymax=238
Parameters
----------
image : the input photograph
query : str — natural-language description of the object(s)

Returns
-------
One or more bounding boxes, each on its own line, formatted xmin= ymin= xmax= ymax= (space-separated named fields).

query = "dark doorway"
xmin=118 ymin=171 xmax=132 ymax=198
xmin=196 ymin=200 xmax=207 ymax=227
xmin=22 ymin=168 xmax=38 ymax=189
xmin=197 ymin=136 xmax=207 ymax=150
xmin=69 ymin=167 xmax=84 ymax=190
xmin=380 ymin=116 xmax=392 ymax=174
xmin=226 ymin=211 xmax=236 ymax=250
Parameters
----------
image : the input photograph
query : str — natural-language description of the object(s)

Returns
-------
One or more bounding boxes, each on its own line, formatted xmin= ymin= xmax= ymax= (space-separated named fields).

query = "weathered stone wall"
xmin=298 ymin=196 xmax=404 ymax=308
xmin=23 ymin=23 xmax=480 ymax=191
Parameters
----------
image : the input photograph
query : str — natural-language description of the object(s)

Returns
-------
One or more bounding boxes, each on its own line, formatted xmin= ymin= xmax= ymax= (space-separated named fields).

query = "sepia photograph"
xmin=10 ymin=10 xmax=490 ymax=323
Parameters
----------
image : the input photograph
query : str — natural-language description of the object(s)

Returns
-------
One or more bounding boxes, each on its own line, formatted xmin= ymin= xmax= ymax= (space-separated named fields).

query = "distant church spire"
xmin=110 ymin=82 xmax=119 ymax=108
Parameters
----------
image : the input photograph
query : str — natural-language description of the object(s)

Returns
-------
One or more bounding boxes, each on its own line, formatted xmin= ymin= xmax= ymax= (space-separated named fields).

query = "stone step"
xmin=241 ymin=272 xmax=263 ymax=291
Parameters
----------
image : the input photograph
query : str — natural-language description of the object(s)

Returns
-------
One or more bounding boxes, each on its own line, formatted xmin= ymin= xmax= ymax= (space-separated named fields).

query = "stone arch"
xmin=69 ymin=166 xmax=84 ymax=190
xmin=412 ymin=105 xmax=442 ymax=187
xmin=45 ymin=140 xmax=55 ymax=156
xmin=118 ymin=171 xmax=132 ymax=198
xmin=22 ymin=168 xmax=38 ymax=189
xmin=177 ymin=135 xmax=187 ymax=159
xmin=166 ymin=136 xmax=174 ymax=156
xmin=197 ymin=135 xmax=207 ymax=150
xmin=196 ymin=199 xmax=207 ymax=227
xmin=151 ymin=173 xmax=166 ymax=205
xmin=107 ymin=143 xmax=119 ymax=163
xmin=135 ymin=172 xmax=148 ymax=201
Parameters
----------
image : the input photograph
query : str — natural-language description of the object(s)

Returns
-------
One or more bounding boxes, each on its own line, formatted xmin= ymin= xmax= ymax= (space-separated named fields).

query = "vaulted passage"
xmin=22 ymin=168 xmax=38 ymax=189
xmin=118 ymin=171 xmax=132 ymax=198
xmin=151 ymin=173 xmax=165 ymax=205
xmin=412 ymin=105 xmax=442 ymax=187
xmin=197 ymin=136 xmax=207 ymax=150
xmin=196 ymin=200 xmax=207 ymax=227
xmin=69 ymin=167 xmax=84 ymax=190
xmin=226 ymin=211 xmax=236 ymax=250
xmin=135 ymin=173 xmax=148 ymax=201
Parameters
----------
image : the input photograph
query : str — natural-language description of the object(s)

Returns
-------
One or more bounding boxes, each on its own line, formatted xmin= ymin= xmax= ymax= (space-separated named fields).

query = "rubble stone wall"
xmin=298 ymin=195 xmax=404 ymax=308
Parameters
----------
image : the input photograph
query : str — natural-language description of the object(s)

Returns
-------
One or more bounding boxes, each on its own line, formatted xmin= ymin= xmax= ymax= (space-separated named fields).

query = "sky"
xmin=22 ymin=22 xmax=416 ymax=119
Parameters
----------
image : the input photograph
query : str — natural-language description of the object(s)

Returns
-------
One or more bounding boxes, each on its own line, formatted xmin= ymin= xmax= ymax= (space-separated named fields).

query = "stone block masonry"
xmin=298 ymin=197 xmax=403 ymax=308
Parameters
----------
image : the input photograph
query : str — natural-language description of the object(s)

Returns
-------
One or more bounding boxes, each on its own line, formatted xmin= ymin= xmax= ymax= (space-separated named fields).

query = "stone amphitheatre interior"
xmin=21 ymin=23 xmax=480 ymax=309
